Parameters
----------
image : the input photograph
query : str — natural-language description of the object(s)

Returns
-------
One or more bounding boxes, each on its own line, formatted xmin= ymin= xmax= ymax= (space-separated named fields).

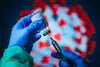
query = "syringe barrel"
xmin=52 ymin=40 xmax=62 ymax=52
xmin=50 ymin=37 xmax=67 ymax=62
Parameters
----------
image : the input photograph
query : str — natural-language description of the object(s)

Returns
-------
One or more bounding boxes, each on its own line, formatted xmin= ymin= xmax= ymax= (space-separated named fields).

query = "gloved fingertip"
xmin=32 ymin=34 xmax=41 ymax=44
xmin=35 ymin=34 xmax=41 ymax=39
xmin=51 ymin=52 xmax=61 ymax=59
xmin=51 ymin=52 xmax=57 ymax=57
xmin=26 ymin=15 xmax=32 ymax=22
xmin=61 ymin=49 xmax=71 ymax=57
xmin=62 ymin=49 xmax=68 ymax=53
xmin=21 ymin=16 xmax=32 ymax=27
xmin=28 ymin=13 xmax=36 ymax=18
xmin=59 ymin=60 xmax=69 ymax=67
xmin=29 ymin=18 xmax=32 ymax=22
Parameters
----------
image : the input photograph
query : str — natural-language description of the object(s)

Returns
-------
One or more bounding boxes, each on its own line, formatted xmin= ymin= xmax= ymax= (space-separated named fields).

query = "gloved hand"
xmin=8 ymin=13 xmax=44 ymax=53
xmin=51 ymin=49 xmax=89 ymax=67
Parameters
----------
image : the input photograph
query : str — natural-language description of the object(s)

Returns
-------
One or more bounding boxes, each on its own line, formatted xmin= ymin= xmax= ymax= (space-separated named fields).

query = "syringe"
xmin=50 ymin=37 xmax=67 ymax=62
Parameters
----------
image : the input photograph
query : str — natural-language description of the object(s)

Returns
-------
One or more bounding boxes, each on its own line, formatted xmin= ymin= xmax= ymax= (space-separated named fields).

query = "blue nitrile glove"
xmin=8 ymin=13 xmax=44 ymax=53
xmin=51 ymin=49 xmax=89 ymax=67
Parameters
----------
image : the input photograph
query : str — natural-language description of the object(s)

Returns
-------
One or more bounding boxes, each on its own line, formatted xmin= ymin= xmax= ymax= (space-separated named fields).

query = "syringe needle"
xmin=50 ymin=37 xmax=53 ymax=41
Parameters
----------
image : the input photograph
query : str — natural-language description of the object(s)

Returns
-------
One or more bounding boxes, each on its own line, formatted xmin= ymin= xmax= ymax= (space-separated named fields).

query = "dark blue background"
xmin=0 ymin=0 xmax=100 ymax=67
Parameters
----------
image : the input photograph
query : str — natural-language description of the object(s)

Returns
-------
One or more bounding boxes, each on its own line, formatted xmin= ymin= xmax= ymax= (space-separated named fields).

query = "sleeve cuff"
xmin=0 ymin=46 xmax=33 ymax=67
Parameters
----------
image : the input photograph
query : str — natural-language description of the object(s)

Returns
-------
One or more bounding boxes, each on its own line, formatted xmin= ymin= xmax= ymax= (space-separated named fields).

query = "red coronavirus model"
xmin=17 ymin=0 xmax=96 ymax=67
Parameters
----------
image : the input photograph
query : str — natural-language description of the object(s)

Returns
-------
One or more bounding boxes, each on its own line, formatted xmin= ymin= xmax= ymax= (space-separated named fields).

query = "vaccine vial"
xmin=31 ymin=10 xmax=50 ymax=36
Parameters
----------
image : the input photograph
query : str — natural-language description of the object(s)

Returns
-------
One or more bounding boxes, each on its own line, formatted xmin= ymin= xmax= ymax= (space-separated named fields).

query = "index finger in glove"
xmin=51 ymin=50 xmax=84 ymax=64
xmin=14 ymin=13 xmax=36 ymax=29
xmin=62 ymin=50 xmax=84 ymax=64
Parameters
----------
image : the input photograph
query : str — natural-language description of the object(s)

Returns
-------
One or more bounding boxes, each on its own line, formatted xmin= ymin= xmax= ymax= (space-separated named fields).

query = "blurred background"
xmin=0 ymin=0 xmax=100 ymax=67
